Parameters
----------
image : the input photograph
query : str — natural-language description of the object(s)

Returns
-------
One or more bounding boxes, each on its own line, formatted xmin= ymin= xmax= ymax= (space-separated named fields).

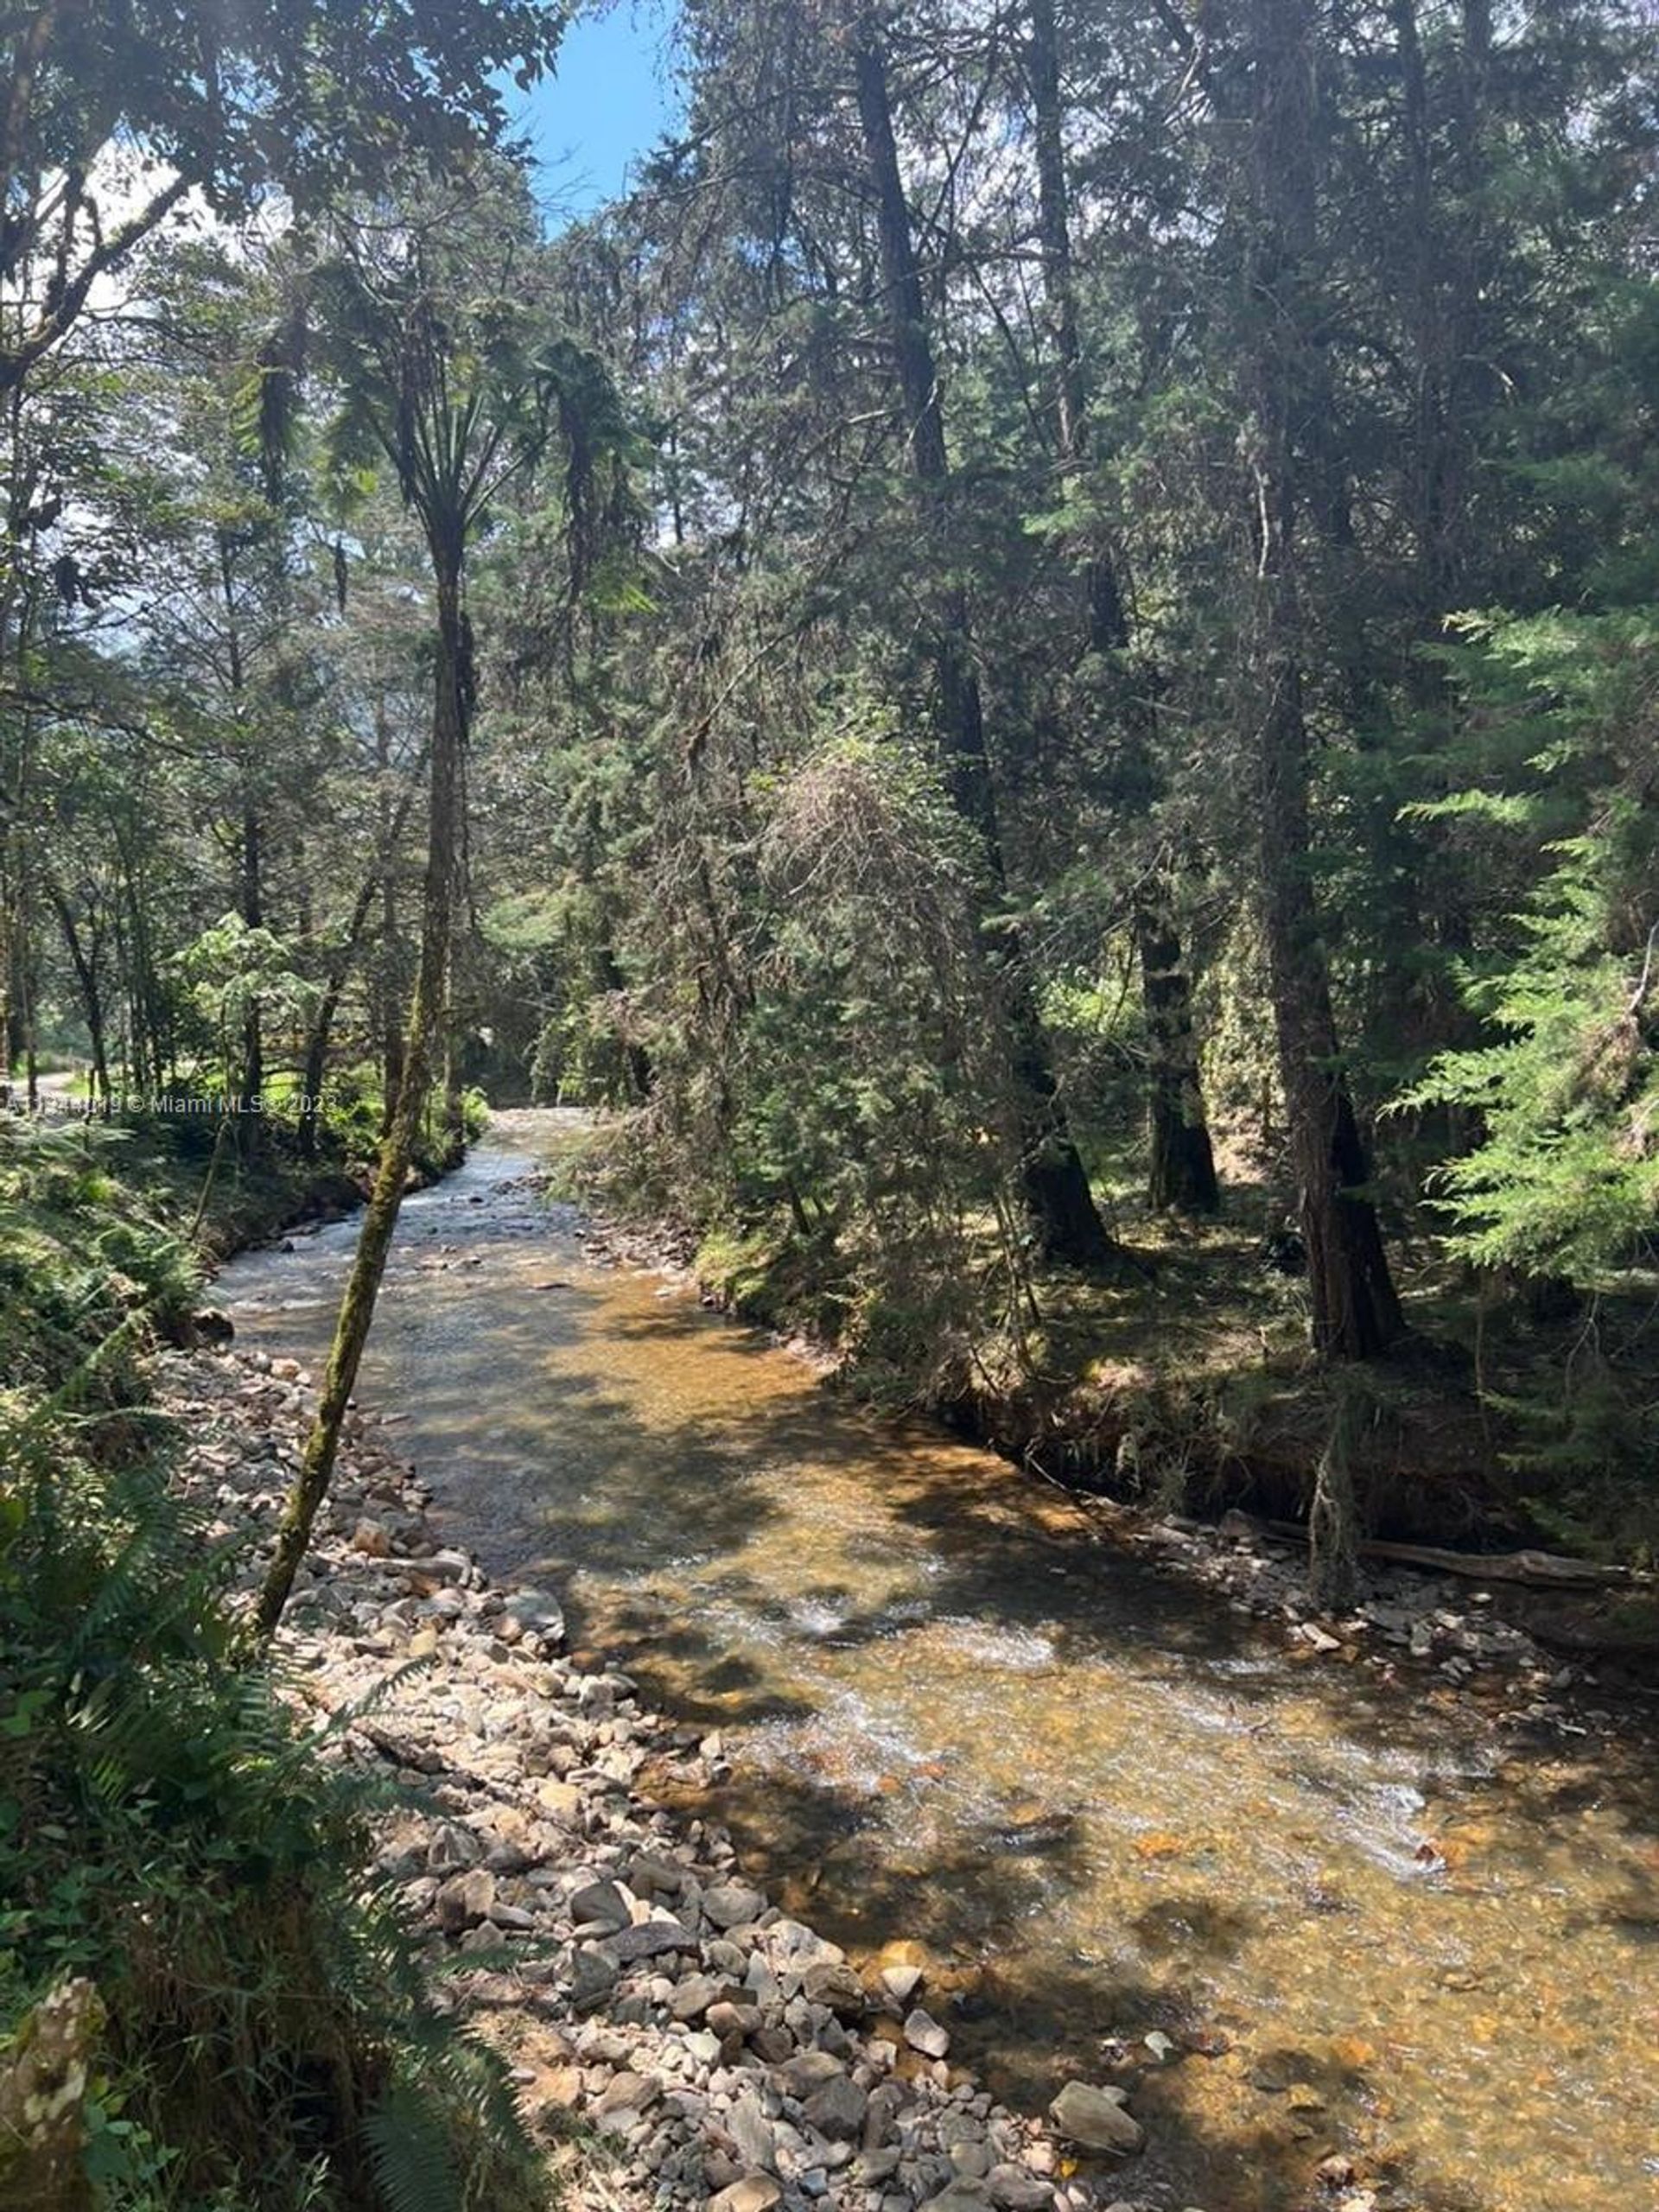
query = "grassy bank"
xmin=17 ymin=1068 xmax=486 ymax=1261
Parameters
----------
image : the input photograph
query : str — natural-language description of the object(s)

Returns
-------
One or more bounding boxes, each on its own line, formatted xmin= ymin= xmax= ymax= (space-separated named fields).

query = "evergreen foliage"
xmin=1402 ymin=610 xmax=1659 ymax=1286
xmin=8 ymin=0 xmax=1659 ymax=2190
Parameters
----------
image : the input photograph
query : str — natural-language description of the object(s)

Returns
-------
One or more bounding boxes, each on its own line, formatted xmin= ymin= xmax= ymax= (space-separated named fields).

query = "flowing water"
xmin=218 ymin=1113 xmax=1659 ymax=2212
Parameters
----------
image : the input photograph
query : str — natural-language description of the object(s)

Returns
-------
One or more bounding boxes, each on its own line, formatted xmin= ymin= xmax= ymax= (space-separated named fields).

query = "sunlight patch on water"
xmin=745 ymin=1688 xmax=965 ymax=1806
xmin=785 ymin=1595 xmax=856 ymax=1640
xmin=932 ymin=1618 xmax=1058 ymax=1671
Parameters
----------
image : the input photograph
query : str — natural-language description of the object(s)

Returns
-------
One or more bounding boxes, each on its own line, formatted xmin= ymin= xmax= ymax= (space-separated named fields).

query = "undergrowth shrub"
xmin=0 ymin=1115 xmax=547 ymax=2212
xmin=1484 ymin=1351 xmax=1659 ymax=1565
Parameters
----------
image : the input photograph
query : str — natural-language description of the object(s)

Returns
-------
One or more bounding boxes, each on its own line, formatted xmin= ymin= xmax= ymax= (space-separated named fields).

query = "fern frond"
xmin=365 ymin=2075 xmax=465 ymax=2212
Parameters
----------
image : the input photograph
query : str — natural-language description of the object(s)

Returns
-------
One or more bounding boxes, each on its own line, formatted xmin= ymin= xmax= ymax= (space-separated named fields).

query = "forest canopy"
xmin=5 ymin=0 xmax=1659 ymax=1535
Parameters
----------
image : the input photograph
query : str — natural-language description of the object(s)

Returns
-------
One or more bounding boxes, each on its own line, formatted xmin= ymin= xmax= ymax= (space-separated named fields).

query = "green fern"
xmin=364 ymin=2075 xmax=467 ymax=2212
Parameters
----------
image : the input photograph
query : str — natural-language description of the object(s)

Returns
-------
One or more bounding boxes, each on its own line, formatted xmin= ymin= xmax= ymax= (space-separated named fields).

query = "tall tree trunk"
xmin=851 ymin=10 xmax=1114 ymax=1267
xmin=442 ymin=931 xmax=465 ymax=1153
xmin=217 ymin=524 xmax=264 ymax=1145
xmin=0 ymin=883 xmax=16 ymax=1103
xmin=1135 ymin=873 xmax=1219 ymax=1214
xmin=380 ymin=924 xmax=405 ymax=1127
xmin=256 ymin=559 xmax=466 ymax=1636
xmin=1027 ymin=0 xmax=1217 ymax=1215
xmin=297 ymin=878 xmax=378 ymax=1161
xmin=239 ymin=798 xmax=264 ymax=1116
xmin=50 ymin=892 xmax=109 ymax=1115
xmin=16 ymin=912 xmax=36 ymax=1109
xmin=1245 ymin=0 xmax=1402 ymax=1359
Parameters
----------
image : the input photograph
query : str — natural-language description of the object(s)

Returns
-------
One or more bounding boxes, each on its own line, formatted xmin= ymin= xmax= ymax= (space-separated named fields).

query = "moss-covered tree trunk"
xmin=255 ymin=558 xmax=465 ymax=1636
xmin=0 ymin=1978 xmax=104 ymax=2212
xmin=374 ymin=693 xmax=407 ymax=1134
xmin=442 ymin=929 xmax=466 ymax=1156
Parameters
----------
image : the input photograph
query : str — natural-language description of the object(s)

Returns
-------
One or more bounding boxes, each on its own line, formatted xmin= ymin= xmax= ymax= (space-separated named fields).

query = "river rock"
xmin=709 ymin=2179 xmax=782 ymax=2212
xmin=771 ymin=1918 xmax=843 ymax=1967
xmin=880 ymin=1962 xmax=925 ymax=2006
xmin=1299 ymin=1621 xmax=1343 ymax=1654
xmin=728 ymin=2093 xmax=777 ymax=2171
xmin=435 ymin=1868 xmax=495 ymax=1932
xmin=804 ymin=1959 xmax=868 ymax=2018
xmin=1048 ymin=2082 xmax=1143 ymax=2154
xmin=537 ymin=1778 xmax=584 ymax=1823
xmin=783 ymin=2050 xmax=845 ymax=2094
xmin=426 ymin=1821 xmax=481 ymax=1873
xmin=570 ymin=1947 xmax=620 ymax=2013
xmin=921 ymin=2185 xmax=993 ymax=2212
xmin=630 ymin=1850 xmax=689 ymax=1897
xmin=502 ymin=1589 xmax=566 ymax=1645
xmin=607 ymin=1916 xmax=696 ymax=1963
xmin=486 ymin=1898 xmax=537 ymax=1931
xmin=804 ymin=2075 xmax=868 ymax=2141
xmin=703 ymin=1880 xmax=766 ymax=1928
xmin=904 ymin=2008 xmax=950 ymax=2059
xmin=595 ymin=2069 xmax=661 ymax=2116
xmin=987 ymin=2165 xmax=1052 ymax=2209
xmin=483 ymin=1838 xmax=533 ymax=1875
xmin=861 ymin=2082 xmax=905 ymax=2150
xmin=668 ymin=1974 xmax=725 ymax=2021
xmin=570 ymin=1878 xmax=631 ymax=1930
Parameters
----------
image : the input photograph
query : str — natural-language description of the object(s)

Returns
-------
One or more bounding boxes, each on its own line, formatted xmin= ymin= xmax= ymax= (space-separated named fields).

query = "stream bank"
xmin=580 ymin=1212 xmax=1652 ymax=1691
xmin=597 ymin=1212 xmax=1659 ymax=1675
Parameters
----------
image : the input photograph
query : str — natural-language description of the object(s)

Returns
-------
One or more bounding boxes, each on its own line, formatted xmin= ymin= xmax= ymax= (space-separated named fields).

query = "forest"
xmin=3 ymin=2 xmax=1658 ymax=2209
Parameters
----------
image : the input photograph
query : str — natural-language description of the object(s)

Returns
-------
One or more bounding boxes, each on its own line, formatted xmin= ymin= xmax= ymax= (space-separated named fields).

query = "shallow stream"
xmin=218 ymin=1113 xmax=1659 ymax=2212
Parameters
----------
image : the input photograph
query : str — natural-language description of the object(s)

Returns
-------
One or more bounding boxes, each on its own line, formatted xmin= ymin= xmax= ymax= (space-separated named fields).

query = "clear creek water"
xmin=217 ymin=1113 xmax=1659 ymax=2212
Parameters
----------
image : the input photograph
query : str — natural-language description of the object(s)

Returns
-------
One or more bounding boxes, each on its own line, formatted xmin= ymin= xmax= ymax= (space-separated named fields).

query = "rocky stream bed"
xmin=161 ymin=1322 xmax=1659 ymax=2212
xmin=162 ymin=1344 xmax=1217 ymax=2212
xmin=184 ymin=1122 xmax=1659 ymax=2212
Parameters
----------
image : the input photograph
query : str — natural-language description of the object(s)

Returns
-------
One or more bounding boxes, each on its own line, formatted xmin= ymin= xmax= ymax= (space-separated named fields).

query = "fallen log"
xmin=1357 ymin=1538 xmax=1643 ymax=1588
xmin=1222 ymin=1510 xmax=1649 ymax=1590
